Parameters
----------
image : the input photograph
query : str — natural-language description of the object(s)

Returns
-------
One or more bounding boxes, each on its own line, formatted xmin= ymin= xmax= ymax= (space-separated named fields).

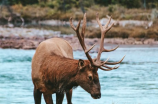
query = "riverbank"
xmin=0 ymin=26 xmax=158 ymax=51
xmin=1 ymin=4 xmax=158 ymax=40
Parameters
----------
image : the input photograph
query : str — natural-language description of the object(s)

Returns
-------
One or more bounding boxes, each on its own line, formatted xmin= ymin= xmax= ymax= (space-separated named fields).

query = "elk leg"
xmin=56 ymin=92 xmax=64 ymax=104
xmin=66 ymin=89 xmax=73 ymax=104
xmin=33 ymin=87 xmax=42 ymax=104
xmin=43 ymin=93 xmax=53 ymax=104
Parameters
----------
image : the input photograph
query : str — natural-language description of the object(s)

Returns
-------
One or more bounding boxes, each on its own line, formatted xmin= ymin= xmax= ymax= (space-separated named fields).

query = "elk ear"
xmin=78 ymin=59 xmax=85 ymax=70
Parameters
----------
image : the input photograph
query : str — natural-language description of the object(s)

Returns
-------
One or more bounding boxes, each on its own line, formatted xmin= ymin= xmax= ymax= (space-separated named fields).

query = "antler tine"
xmin=96 ymin=13 xmax=103 ymax=31
xmin=102 ymin=64 xmax=119 ymax=69
xmin=104 ymin=55 xmax=126 ymax=65
xmin=69 ymin=17 xmax=81 ymax=31
xmin=105 ymin=22 xmax=114 ymax=34
xmin=81 ymin=13 xmax=87 ymax=40
xmin=104 ymin=16 xmax=111 ymax=29
xmin=102 ymin=45 xmax=119 ymax=52
xmin=99 ymin=67 xmax=112 ymax=71
xmin=69 ymin=17 xmax=76 ymax=31
xmin=76 ymin=20 xmax=81 ymax=32
xmin=85 ymin=44 xmax=96 ymax=53
xmin=104 ymin=15 xmax=114 ymax=33
xmin=102 ymin=57 xmax=109 ymax=64
xmin=99 ymin=65 xmax=119 ymax=71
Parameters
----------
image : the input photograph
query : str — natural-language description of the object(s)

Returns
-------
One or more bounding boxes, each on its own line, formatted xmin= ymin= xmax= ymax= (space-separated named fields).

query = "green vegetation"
xmin=86 ymin=24 xmax=158 ymax=40
xmin=1 ymin=0 xmax=158 ymax=21
xmin=7 ymin=4 xmax=153 ymax=21
xmin=4 ymin=0 xmax=158 ymax=9
xmin=0 ymin=0 xmax=158 ymax=39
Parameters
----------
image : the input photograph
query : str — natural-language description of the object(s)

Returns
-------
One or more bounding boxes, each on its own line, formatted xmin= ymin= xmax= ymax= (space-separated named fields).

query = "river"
xmin=0 ymin=47 xmax=158 ymax=104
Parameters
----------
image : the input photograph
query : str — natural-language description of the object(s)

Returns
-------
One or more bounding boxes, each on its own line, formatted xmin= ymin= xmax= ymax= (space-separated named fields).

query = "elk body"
xmin=31 ymin=13 xmax=125 ymax=104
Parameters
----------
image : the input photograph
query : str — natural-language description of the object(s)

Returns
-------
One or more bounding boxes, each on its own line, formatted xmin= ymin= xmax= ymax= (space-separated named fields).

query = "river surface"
xmin=0 ymin=47 xmax=158 ymax=104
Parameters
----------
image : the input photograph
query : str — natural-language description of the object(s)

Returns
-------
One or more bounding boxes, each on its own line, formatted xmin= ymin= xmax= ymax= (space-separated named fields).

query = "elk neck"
xmin=40 ymin=54 xmax=81 ymax=92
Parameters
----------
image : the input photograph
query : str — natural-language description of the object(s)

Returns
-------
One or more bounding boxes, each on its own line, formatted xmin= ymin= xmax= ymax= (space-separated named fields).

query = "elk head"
xmin=70 ymin=13 xmax=125 ymax=99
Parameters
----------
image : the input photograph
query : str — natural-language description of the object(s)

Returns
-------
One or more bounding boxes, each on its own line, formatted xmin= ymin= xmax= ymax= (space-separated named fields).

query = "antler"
xmin=94 ymin=13 xmax=125 ymax=70
xmin=70 ymin=13 xmax=125 ymax=71
xmin=69 ymin=13 xmax=95 ymax=66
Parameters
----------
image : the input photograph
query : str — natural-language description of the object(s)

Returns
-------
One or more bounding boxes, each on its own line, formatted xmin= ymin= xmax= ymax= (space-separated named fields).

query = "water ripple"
xmin=0 ymin=48 xmax=158 ymax=104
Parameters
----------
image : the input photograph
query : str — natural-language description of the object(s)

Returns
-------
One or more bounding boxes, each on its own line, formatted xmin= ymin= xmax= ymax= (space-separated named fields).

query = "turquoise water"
xmin=0 ymin=47 xmax=158 ymax=104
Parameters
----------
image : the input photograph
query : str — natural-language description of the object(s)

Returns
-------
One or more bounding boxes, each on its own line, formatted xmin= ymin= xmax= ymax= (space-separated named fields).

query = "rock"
xmin=125 ymin=38 xmax=135 ymax=44
xmin=134 ymin=41 xmax=143 ymax=45
xmin=144 ymin=39 xmax=155 ymax=45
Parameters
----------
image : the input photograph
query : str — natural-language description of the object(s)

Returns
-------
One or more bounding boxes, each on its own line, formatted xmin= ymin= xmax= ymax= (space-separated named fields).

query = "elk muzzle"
xmin=91 ymin=92 xmax=101 ymax=99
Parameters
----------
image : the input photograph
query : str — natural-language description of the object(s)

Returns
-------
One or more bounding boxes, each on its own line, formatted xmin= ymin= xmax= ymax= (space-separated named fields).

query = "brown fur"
xmin=40 ymin=54 xmax=79 ymax=93
xmin=32 ymin=38 xmax=101 ymax=104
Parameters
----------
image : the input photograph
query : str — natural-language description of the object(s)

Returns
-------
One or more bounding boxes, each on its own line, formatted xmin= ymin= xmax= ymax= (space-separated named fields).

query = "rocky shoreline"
xmin=0 ymin=26 xmax=158 ymax=51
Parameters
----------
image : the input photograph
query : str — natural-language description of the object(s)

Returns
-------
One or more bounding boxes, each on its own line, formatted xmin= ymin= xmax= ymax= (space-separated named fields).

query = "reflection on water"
xmin=0 ymin=47 xmax=158 ymax=104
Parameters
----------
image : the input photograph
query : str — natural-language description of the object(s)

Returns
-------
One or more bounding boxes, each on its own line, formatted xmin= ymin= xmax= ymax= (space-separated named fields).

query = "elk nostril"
xmin=98 ymin=94 xmax=101 ymax=99
xmin=97 ymin=93 xmax=101 ymax=98
xmin=97 ymin=95 xmax=101 ymax=98
xmin=91 ymin=93 xmax=101 ymax=99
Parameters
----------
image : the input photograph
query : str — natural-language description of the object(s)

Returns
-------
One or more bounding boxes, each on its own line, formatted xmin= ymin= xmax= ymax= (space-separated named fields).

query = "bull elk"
xmin=31 ymin=13 xmax=125 ymax=104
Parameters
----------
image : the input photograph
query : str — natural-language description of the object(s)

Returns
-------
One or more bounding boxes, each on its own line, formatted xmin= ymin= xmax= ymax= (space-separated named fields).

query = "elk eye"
xmin=89 ymin=76 xmax=92 ymax=80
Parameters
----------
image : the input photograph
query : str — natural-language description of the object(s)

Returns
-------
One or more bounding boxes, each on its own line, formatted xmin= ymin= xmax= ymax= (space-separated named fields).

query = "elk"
xmin=31 ymin=13 xmax=125 ymax=104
